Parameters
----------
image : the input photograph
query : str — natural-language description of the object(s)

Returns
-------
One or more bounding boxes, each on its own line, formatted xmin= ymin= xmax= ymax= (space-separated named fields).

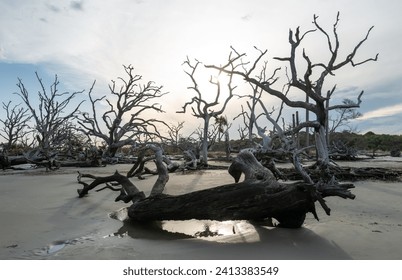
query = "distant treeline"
xmin=211 ymin=131 xmax=402 ymax=157
xmin=329 ymin=131 xmax=402 ymax=155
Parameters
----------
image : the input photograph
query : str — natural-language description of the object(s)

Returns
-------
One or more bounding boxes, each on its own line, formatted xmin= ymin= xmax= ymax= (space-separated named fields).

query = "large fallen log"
xmin=127 ymin=181 xmax=312 ymax=228
xmin=76 ymin=148 xmax=355 ymax=228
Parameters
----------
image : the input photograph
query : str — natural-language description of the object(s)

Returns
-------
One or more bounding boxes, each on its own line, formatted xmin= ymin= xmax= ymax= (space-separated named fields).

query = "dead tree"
xmin=163 ymin=121 xmax=186 ymax=155
xmin=0 ymin=101 xmax=31 ymax=151
xmin=15 ymin=72 xmax=84 ymax=169
xmin=328 ymin=98 xmax=362 ymax=149
xmin=76 ymin=149 xmax=355 ymax=228
xmin=329 ymin=99 xmax=362 ymax=134
xmin=329 ymin=140 xmax=358 ymax=160
xmin=234 ymin=60 xmax=287 ymax=151
xmin=234 ymin=105 xmax=251 ymax=141
xmin=166 ymin=121 xmax=185 ymax=148
xmin=0 ymin=148 xmax=10 ymax=170
xmin=206 ymin=12 xmax=378 ymax=169
xmin=76 ymin=65 xmax=168 ymax=159
xmin=177 ymin=57 xmax=235 ymax=166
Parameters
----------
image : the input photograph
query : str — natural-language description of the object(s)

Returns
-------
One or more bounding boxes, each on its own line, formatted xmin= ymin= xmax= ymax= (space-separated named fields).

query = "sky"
xmin=1 ymin=0 xmax=402 ymax=142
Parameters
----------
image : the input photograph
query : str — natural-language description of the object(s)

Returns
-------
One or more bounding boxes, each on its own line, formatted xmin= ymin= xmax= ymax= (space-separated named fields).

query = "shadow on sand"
xmin=111 ymin=218 xmax=352 ymax=259
xmin=22 ymin=207 xmax=351 ymax=259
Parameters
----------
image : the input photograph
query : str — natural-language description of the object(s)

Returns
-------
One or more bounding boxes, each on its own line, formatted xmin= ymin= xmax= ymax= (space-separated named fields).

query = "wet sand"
xmin=1 ymin=160 xmax=401 ymax=260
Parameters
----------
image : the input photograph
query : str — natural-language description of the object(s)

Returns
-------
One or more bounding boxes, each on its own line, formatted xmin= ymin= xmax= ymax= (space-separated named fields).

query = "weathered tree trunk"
xmin=76 ymin=149 xmax=355 ymax=228
xmin=105 ymin=144 xmax=119 ymax=159
xmin=201 ymin=116 xmax=210 ymax=166
xmin=0 ymin=152 xmax=10 ymax=170
xmin=8 ymin=156 xmax=28 ymax=166
xmin=128 ymin=181 xmax=311 ymax=228
xmin=278 ymin=165 xmax=402 ymax=182
xmin=183 ymin=149 xmax=198 ymax=169
xmin=129 ymin=151 xmax=310 ymax=227
xmin=315 ymin=125 xmax=330 ymax=168
xmin=224 ymin=131 xmax=231 ymax=159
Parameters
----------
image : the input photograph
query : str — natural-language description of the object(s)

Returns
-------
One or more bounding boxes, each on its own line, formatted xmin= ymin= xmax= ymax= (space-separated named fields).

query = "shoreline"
xmin=1 ymin=158 xmax=402 ymax=260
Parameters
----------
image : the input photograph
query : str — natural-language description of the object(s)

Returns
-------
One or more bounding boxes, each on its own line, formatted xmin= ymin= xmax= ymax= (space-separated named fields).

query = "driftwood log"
xmin=278 ymin=165 xmax=402 ymax=181
xmin=76 ymin=146 xmax=355 ymax=228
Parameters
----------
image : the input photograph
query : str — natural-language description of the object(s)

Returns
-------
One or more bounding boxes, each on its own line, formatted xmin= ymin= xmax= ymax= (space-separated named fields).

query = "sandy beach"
xmin=1 ymin=159 xmax=401 ymax=260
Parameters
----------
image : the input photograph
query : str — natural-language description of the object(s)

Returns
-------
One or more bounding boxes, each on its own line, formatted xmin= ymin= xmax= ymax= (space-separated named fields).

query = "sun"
xmin=209 ymin=71 xmax=230 ymax=87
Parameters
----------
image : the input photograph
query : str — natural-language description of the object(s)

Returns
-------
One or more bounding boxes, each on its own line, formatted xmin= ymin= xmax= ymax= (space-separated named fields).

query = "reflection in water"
xmin=22 ymin=209 xmax=351 ymax=259
xmin=195 ymin=225 xmax=220 ymax=237
xmin=110 ymin=219 xmax=263 ymax=242
xmin=46 ymin=242 xmax=66 ymax=254
xmin=108 ymin=207 xmax=273 ymax=243
xmin=28 ymin=209 xmax=275 ymax=258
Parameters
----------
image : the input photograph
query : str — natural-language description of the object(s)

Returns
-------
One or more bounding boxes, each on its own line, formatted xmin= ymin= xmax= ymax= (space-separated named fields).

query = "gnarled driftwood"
xmin=76 ymin=148 xmax=355 ymax=228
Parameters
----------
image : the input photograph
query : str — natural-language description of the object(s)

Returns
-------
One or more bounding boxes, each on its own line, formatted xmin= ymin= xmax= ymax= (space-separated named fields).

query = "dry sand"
xmin=0 ymin=159 xmax=401 ymax=260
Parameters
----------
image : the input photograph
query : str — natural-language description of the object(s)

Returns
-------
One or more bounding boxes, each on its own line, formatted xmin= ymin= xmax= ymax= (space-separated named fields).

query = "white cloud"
xmin=2 ymin=0 xmax=396 ymax=88
xmin=358 ymin=104 xmax=402 ymax=120
xmin=1 ymin=0 xmax=402 ymax=136
xmin=0 ymin=46 xmax=5 ymax=60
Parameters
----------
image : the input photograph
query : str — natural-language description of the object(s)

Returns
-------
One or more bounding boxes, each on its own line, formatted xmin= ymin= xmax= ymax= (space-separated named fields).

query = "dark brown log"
xmin=127 ymin=181 xmax=312 ymax=228
xmin=76 ymin=150 xmax=356 ymax=228
xmin=59 ymin=160 xmax=105 ymax=168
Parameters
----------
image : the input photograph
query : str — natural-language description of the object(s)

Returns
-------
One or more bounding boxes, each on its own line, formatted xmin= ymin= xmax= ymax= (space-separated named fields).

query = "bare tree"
xmin=329 ymin=98 xmax=362 ymax=134
xmin=233 ymin=65 xmax=269 ymax=146
xmin=177 ymin=57 xmax=236 ymax=166
xmin=0 ymin=101 xmax=31 ymax=150
xmin=234 ymin=61 xmax=287 ymax=150
xmin=193 ymin=123 xmax=220 ymax=155
xmin=163 ymin=121 xmax=186 ymax=155
xmin=55 ymin=121 xmax=92 ymax=158
xmin=166 ymin=121 xmax=185 ymax=148
xmin=76 ymin=65 xmax=168 ymax=158
xmin=206 ymin=12 xmax=378 ymax=169
xmin=234 ymin=105 xmax=251 ymax=141
xmin=15 ymin=72 xmax=84 ymax=163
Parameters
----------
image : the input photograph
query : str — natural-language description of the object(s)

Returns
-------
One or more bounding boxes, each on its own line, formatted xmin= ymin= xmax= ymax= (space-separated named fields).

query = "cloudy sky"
xmin=1 ymin=0 xmax=401 ymax=140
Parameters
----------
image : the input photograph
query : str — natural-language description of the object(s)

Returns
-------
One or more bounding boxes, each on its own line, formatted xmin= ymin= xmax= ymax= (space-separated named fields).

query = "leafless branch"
xmin=177 ymin=57 xmax=236 ymax=165
xmin=327 ymin=91 xmax=363 ymax=111
xmin=205 ymin=12 xmax=377 ymax=170
xmin=76 ymin=65 xmax=168 ymax=157
xmin=14 ymin=72 xmax=84 ymax=157
xmin=0 ymin=101 xmax=32 ymax=148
